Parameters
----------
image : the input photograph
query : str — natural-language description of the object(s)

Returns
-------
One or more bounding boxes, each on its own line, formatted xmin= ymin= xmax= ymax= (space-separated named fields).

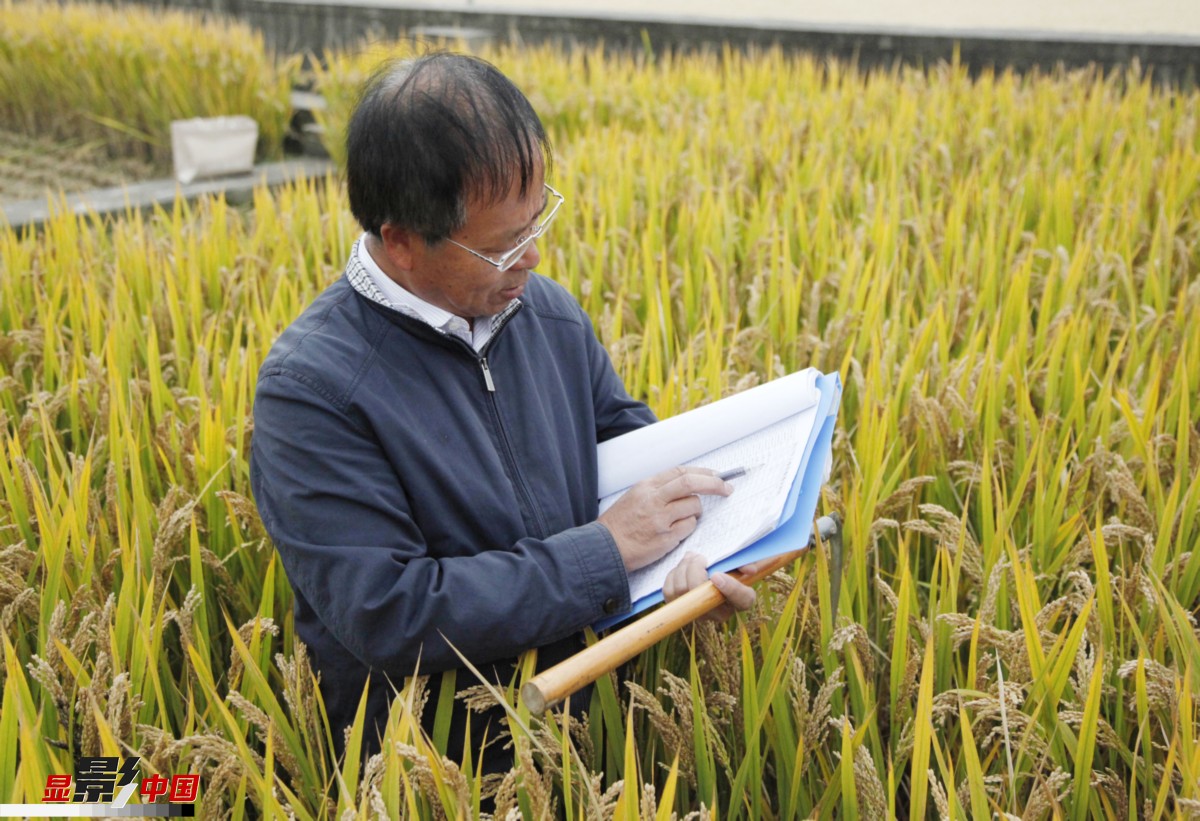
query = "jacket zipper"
xmin=456 ymin=305 xmax=551 ymax=538
xmin=473 ymin=302 xmax=521 ymax=393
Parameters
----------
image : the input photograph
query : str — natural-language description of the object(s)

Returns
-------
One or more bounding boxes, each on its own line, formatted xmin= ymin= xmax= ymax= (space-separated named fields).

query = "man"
xmin=250 ymin=53 xmax=755 ymax=768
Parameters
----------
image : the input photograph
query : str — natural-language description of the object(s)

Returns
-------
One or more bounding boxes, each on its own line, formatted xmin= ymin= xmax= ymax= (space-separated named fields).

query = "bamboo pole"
xmin=521 ymin=515 xmax=840 ymax=715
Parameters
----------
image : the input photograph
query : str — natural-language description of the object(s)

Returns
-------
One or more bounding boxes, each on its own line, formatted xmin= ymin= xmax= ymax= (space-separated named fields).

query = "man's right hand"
xmin=597 ymin=466 xmax=733 ymax=572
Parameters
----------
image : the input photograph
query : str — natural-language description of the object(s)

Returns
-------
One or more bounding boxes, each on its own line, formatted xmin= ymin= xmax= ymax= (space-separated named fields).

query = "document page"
xmin=599 ymin=403 xmax=819 ymax=602
xmin=597 ymin=369 xmax=820 ymax=498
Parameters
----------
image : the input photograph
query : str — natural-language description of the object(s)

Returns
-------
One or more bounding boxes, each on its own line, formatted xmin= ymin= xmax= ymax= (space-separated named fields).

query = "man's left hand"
xmin=661 ymin=551 xmax=757 ymax=623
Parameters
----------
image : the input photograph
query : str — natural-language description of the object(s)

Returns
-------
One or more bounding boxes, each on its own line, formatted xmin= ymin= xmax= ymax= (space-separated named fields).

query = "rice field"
xmin=0 ymin=0 xmax=295 ymax=169
xmin=2 ymin=40 xmax=1200 ymax=819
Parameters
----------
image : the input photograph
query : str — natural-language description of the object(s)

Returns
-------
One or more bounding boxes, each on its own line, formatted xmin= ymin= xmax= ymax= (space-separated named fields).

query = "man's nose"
xmin=515 ymin=238 xmax=540 ymax=270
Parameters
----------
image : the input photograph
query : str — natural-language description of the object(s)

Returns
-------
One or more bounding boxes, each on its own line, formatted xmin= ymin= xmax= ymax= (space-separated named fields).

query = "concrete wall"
xmin=135 ymin=0 xmax=1198 ymax=85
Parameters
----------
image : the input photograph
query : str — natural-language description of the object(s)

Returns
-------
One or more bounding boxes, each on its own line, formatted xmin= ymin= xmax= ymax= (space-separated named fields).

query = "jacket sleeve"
xmin=249 ymin=371 xmax=632 ymax=677
xmin=579 ymin=304 xmax=658 ymax=442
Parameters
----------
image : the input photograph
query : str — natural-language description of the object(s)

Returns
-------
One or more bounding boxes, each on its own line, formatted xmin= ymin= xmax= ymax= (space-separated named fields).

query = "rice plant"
xmin=0 ymin=0 xmax=296 ymax=168
xmin=2 ymin=43 xmax=1198 ymax=818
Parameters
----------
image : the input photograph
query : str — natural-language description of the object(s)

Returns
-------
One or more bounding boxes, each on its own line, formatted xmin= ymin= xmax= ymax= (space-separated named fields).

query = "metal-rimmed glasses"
xmin=446 ymin=184 xmax=565 ymax=272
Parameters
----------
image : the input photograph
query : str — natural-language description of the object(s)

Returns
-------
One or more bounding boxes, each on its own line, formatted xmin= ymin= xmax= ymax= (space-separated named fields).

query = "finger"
xmin=657 ymin=465 xmax=729 ymax=496
xmin=711 ymin=572 xmax=756 ymax=612
xmin=666 ymin=552 xmax=710 ymax=602
xmin=683 ymin=552 xmax=709 ymax=591
xmin=666 ymin=514 xmax=698 ymax=544
xmin=658 ymin=471 xmax=732 ymax=502
xmin=663 ymin=552 xmax=698 ymax=602
xmin=662 ymin=563 xmax=682 ymax=601
xmin=705 ymin=603 xmax=735 ymax=623
xmin=702 ymin=597 xmax=738 ymax=623
xmin=734 ymin=562 xmax=759 ymax=578
xmin=662 ymin=494 xmax=703 ymax=526
xmin=648 ymin=464 xmax=691 ymax=488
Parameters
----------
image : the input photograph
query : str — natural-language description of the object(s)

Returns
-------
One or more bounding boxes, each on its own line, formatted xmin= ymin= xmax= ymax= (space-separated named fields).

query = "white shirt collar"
xmin=356 ymin=234 xmax=471 ymax=332
xmin=353 ymin=233 xmax=526 ymax=352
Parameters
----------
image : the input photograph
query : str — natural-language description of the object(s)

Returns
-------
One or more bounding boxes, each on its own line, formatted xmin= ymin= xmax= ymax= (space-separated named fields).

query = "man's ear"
xmin=377 ymin=223 xmax=420 ymax=272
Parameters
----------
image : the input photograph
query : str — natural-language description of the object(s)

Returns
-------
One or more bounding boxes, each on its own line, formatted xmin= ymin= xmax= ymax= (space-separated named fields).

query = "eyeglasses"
xmin=446 ymin=184 xmax=565 ymax=272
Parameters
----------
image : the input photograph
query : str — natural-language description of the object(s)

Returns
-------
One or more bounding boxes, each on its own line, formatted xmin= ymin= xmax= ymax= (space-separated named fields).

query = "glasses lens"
xmin=497 ymin=234 xmax=535 ymax=272
xmin=490 ymin=187 xmax=564 ymax=271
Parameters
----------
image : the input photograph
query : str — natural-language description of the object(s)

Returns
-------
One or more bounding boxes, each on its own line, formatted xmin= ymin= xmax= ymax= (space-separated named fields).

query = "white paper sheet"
xmin=597 ymin=368 xmax=820 ymax=497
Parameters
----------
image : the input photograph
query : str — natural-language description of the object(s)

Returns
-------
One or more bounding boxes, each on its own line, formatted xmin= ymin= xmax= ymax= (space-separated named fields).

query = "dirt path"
xmin=0 ymin=129 xmax=158 ymax=202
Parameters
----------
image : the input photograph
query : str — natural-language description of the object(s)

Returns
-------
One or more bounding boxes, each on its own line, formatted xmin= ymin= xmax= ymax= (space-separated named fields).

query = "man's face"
xmin=400 ymin=169 xmax=548 ymax=320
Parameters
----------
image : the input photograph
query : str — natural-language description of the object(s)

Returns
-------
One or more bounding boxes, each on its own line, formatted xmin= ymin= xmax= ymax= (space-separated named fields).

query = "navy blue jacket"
xmin=250 ymin=254 xmax=654 ymax=754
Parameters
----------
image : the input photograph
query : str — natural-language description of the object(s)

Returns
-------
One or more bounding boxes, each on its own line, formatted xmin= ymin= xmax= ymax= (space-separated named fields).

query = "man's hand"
xmin=597 ymin=466 xmax=732 ymax=572
xmin=662 ymin=551 xmax=757 ymax=622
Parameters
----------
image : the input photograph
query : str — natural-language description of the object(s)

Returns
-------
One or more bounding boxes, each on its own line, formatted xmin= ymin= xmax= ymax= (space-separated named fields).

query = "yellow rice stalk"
xmin=0 ymin=0 xmax=295 ymax=167
xmin=2 ymin=43 xmax=1198 ymax=817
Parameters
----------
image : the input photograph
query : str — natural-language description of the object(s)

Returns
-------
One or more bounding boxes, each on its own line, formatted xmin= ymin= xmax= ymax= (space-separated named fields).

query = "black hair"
xmin=345 ymin=52 xmax=553 ymax=242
